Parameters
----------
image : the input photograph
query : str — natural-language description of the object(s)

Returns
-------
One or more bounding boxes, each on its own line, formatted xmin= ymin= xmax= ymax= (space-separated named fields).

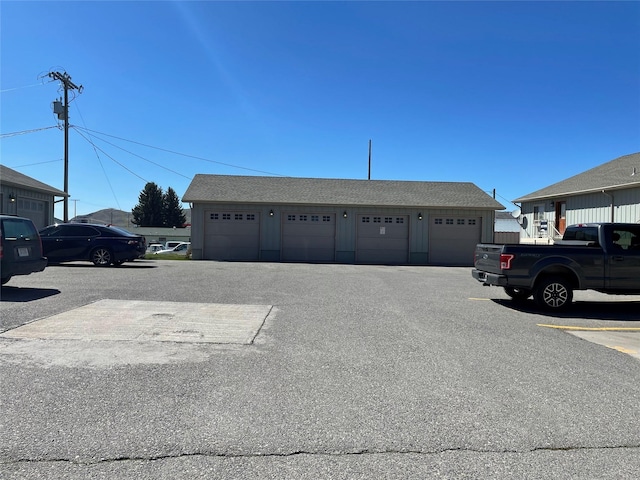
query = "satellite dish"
xmin=511 ymin=208 xmax=521 ymax=218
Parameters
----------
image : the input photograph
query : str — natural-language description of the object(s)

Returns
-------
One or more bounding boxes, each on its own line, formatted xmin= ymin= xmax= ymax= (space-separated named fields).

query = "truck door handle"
xmin=612 ymin=255 xmax=624 ymax=261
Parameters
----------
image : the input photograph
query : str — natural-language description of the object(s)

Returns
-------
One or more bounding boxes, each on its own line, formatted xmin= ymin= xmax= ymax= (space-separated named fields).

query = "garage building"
xmin=183 ymin=175 xmax=503 ymax=266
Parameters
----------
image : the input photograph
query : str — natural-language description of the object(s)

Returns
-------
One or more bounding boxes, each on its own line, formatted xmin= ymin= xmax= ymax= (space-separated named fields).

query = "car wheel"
xmin=1 ymin=276 xmax=11 ymax=285
xmin=91 ymin=247 xmax=113 ymax=266
xmin=504 ymin=287 xmax=532 ymax=301
xmin=534 ymin=276 xmax=573 ymax=310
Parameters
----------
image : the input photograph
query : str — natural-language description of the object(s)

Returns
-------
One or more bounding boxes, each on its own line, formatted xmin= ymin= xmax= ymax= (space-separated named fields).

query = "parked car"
xmin=0 ymin=214 xmax=48 ymax=285
xmin=155 ymin=242 xmax=191 ymax=256
xmin=165 ymin=241 xmax=183 ymax=250
xmin=146 ymin=243 xmax=165 ymax=253
xmin=39 ymin=223 xmax=146 ymax=266
xmin=472 ymin=223 xmax=640 ymax=310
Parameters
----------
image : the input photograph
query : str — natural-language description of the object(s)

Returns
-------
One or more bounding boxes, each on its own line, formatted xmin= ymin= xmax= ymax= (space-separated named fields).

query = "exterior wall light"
xmin=9 ymin=193 xmax=16 ymax=202
xmin=418 ymin=213 xmax=423 ymax=220
xmin=343 ymin=211 xmax=348 ymax=218
xmin=269 ymin=209 xmax=274 ymax=217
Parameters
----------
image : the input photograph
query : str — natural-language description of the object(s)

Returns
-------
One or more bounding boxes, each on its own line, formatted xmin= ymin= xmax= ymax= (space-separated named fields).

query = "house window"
xmin=246 ymin=214 xmax=255 ymax=221
xmin=457 ymin=219 xmax=465 ymax=225
xmin=373 ymin=217 xmax=381 ymax=223
xmin=434 ymin=218 xmax=443 ymax=224
xmin=362 ymin=217 xmax=370 ymax=223
xmin=446 ymin=219 xmax=454 ymax=225
xmin=288 ymin=215 xmax=296 ymax=221
xmin=384 ymin=217 xmax=393 ymax=223
xmin=468 ymin=219 xmax=476 ymax=225
xmin=222 ymin=213 xmax=231 ymax=220
xmin=210 ymin=213 xmax=218 ymax=220
xmin=235 ymin=213 xmax=243 ymax=220
xmin=323 ymin=215 xmax=331 ymax=222
xmin=311 ymin=215 xmax=319 ymax=222
xmin=396 ymin=217 xmax=404 ymax=224
xmin=299 ymin=215 xmax=307 ymax=221
xmin=533 ymin=204 xmax=545 ymax=221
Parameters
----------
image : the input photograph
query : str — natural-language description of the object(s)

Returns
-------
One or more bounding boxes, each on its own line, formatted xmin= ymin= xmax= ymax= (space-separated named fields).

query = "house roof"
xmin=0 ymin=164 xmax=67 ymax=196
xmin=513 ymin=152 xmax=640 ymax=203
xmin=183 ymin=174 xmax=504 ymax=210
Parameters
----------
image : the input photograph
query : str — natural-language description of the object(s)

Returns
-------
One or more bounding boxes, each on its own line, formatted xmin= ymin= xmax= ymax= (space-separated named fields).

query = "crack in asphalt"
xmin=3 ymin=444 xmax=640 ymax=466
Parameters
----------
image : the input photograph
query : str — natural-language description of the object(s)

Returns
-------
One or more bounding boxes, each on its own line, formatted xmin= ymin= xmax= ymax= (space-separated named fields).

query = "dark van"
xmin=0 ymin=215 xmax=48 ymax=285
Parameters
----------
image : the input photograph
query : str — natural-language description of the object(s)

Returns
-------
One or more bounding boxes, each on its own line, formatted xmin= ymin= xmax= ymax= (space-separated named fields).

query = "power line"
xmin=0 ymin=82 xmax=45 ymax=93
xmin=0 ymin=125 xmax=59 ymax=138
xmin=10 ymin=159 xmax=63 ymax=168
xmin=72 ymin=126 xmax=191 ymax=180
xmin=73 ymin=128 xmax=149 ymax=183
xmin=72 ymin=125 xmax=287 ymax=177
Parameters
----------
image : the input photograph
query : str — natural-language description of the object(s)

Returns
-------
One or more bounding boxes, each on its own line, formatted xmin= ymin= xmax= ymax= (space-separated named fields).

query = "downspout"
xmin=602 ymin=190 xmax=614 ymax=222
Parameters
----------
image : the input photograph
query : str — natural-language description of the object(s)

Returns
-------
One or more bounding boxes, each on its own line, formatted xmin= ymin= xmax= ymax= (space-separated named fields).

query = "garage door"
xmin=429 ymin=216 xmax=481 ymax=266
xmin=204 ymin=211 xmax=260 ymax=261
xmin=356 ymin=215 xmax=409 ymax=264
xmin=17 ymin=198 xmax=46 ymax=229
xmin=282 ymin=213 xmax=335 ymax=262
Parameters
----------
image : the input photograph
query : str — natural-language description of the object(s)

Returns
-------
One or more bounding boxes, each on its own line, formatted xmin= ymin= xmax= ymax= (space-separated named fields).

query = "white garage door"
xmin=204 ymin=211 xmax=260 ymax=261
xmin=282 ymin=213 xmax=335 ymax=262
xmin=356 ymin=215 xmax=409 ymax=264
xmin=429 ymin=216 xmax=481 ymax=266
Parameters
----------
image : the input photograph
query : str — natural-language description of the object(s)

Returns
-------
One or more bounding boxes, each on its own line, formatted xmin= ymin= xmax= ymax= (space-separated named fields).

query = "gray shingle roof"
xmin=0 ymin=164 xmax=67 ymax=196
xmin=513 ymin=152 xmax=640 ymax=202
xmin=183 ymin=175 xmax=504 ymax=209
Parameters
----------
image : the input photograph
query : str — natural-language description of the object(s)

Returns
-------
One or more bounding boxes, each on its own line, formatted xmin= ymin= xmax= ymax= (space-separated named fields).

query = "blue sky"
xmin=2 ymin=1 xmax=639 ymax=220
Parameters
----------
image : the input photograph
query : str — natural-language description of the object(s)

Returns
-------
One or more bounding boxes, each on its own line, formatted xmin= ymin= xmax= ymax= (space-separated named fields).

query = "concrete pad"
xmin=569 ymin=331 xmax=640 ymax=360
xmin=1 ymin=300 xmax=273 ymax=344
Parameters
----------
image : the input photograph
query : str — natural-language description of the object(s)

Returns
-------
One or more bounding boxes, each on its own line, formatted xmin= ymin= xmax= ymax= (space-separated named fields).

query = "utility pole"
xmin=49 ymin=71 xmax=83 ymax=222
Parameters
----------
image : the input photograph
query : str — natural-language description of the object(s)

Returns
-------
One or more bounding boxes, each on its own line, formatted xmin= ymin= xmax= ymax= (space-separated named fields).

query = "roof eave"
xmin=514 ymin=180 xmax=640 ymax=203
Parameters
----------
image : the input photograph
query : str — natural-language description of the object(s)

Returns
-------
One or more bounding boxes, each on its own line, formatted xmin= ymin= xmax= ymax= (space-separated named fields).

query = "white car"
xmin=146 ymin=243 xmax=165 ymax=253
xmin=154 ymin=242 xmax=191 ymax=255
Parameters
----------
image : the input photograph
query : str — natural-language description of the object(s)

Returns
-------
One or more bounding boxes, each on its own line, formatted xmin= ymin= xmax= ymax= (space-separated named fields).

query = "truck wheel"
xmin=504 ymin=287 xmax=532 ymax=301
xmin=534 ymin=276 xmax=573 ymax=310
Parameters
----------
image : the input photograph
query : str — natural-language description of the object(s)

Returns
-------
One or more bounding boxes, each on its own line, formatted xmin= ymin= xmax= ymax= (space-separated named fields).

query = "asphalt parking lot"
xmin=1 ymin=259 xmax=640 ymax=479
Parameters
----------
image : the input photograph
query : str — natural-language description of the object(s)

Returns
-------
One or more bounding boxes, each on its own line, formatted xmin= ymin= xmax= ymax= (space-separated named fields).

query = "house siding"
xmin=519 ymin=186 xmax=640 ymax=239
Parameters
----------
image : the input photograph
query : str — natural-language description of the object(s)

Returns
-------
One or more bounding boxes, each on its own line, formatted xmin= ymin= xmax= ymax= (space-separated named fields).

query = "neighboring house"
xmin=494 ymin=211 xmax=521 ymax=244
xmin=183 ymin=175 xmax=504 ymax=266
xmin=0 ymin=165 xmax=67 ymax=229
xmin=513 ymin=152 xmax=640 ymax=241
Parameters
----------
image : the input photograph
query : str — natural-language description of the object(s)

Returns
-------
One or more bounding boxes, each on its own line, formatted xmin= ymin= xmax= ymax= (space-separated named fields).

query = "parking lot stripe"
xmin=537 ymin=324 xmax=640 ymax=331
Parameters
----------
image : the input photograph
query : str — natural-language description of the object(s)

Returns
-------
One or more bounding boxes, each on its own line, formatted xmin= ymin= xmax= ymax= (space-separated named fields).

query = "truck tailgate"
xmin=474 ymin=244 xmax=503 ymax=274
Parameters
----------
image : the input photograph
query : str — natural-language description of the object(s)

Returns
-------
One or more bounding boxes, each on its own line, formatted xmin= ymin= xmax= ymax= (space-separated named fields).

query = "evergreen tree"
xmin=163 ymin=187 xmax=186 ymax=228
xmin=132 ymin=182 xmax=164 ymax=227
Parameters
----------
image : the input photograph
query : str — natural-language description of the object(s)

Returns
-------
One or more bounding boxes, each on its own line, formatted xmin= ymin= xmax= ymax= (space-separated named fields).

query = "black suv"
xmin=0 ymin=215 xmax=48 ymax=285
xmin=39 ymin=223 xmax=146 ymax=266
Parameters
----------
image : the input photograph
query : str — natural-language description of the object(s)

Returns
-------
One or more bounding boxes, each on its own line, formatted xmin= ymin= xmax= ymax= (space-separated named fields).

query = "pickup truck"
xmin=472 ymin=223 xmax=640 ymax=310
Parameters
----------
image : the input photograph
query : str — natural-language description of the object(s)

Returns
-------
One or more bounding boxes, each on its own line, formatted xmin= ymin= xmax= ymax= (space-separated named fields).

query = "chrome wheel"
xmin=535 ymin=276 xmax=573 ymax=310
xmin=91 ymin=247 xmax=112 ymax=266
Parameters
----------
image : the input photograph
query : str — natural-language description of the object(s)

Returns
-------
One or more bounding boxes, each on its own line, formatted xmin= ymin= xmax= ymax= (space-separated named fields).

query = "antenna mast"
xmin=368 ymin=139 xmax=372 ymax=180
